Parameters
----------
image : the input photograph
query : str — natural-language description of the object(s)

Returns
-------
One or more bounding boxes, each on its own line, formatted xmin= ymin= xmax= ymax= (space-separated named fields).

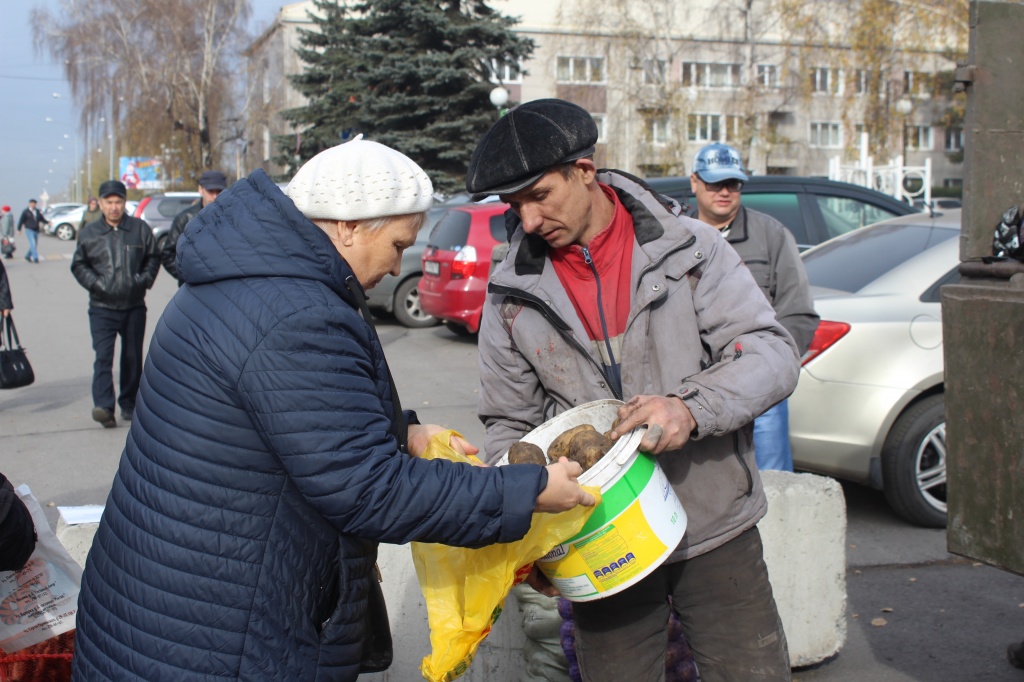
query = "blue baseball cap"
xmin=692 ymin=143 xmax=749 ymax=183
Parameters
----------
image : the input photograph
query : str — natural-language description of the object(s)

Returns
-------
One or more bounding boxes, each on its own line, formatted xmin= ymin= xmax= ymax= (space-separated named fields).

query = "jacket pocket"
xmin=744 ymin=259 xmax=773 ymax=299
xmin=733 ymin=429 xmax=754 ymax=497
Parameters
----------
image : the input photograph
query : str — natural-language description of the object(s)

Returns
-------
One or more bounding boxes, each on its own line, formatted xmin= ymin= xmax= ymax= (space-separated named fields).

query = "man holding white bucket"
xmin=468 ymin=99 xmax=799 ymax=681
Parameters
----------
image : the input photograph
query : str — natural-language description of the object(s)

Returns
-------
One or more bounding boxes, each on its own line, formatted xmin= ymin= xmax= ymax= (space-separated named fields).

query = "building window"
xmin=647 ymin=115 xmax=670 ymax=145
xmin=904 ymin=70 xmax=932 ymax=97
xmin=642 ymin=58 xmax=668 ymax=85
xmin=490 ymin=59 xmax=522 ymax=84
xmin=853 ymin=70 xmax=870 ymax=95
xmin=593 ymin=114 xmax=608 ymax=143
xmin=810 ymin=67 xmax=840 ymax=94
xmin=943 ymin=178 xmax=963 ymax=188
xmin=557 ymin=56 xmax=605 ymax=83
xmin=810 ymin=122 xmax=841 ymax=147
xmin=756 ymin=64 xmax=778 ymax=88
xmin=907 ymin=125 xmax=933 ymax=150
xmin=682 ymin=62 xmax=741 ymax=88
xmin=688 ymin=113 xmax=721 ymax=142
xmin=725 ymin=115 xmax=743 ymax=142
xmin=945 ymin=127 xmax=964 ymax=151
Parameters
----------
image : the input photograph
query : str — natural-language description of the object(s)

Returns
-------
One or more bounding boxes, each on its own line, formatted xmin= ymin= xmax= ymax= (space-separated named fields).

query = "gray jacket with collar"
xmin=477 ymin=170 xmax=800 ymax=561
xmin=688 ymin=205 xmax=819 ymax=355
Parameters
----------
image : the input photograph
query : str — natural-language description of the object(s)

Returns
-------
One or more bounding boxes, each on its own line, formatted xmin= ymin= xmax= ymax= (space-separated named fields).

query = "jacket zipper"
xmin=581 ymin=246 xmax=622 ymax=398
xmin=488 ymin=283 xmax=622 ymax=401
xmin=734 ymin=431 xmax=753 ymax=496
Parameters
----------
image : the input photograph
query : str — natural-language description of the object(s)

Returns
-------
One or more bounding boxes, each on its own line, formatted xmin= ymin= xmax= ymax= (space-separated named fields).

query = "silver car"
xmin=790 ymin=209 xmax=962 ymax=528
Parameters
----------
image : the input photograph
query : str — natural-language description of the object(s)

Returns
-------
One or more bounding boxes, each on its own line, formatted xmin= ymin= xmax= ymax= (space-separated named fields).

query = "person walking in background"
xmin=0 ymin=256 xmax=12 ymax=317
xmin=467 ymin=99 xmax=797 ymax=681
xmin=70 ymin=180 xmax=160 ymax=429
xmin=78 ymin=197 xmax=102 ymax=233
xmin=1 ymin=206 xmax=14 ymax=259
xmin=17 ymin=199 xmax=48 ymax=263
xmin=686 ymin=143 xmax=818 ymax=472
xmin=161 ymin=170 xmax=228 ymax=285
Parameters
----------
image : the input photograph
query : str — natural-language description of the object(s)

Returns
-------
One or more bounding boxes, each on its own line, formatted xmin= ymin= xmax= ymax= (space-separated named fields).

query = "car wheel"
xmin=881 ymin=394 xmax=947 ymax=528
xmin=443 ymin=321 xmax=474 ymax=337
xmin=55 ymin=223 xmax=76 ymax=241
xmin=393 ymin=276 xmax=438 ymax=328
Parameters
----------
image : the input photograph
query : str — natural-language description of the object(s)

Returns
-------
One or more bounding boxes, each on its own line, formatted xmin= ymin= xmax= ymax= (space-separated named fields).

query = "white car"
xmin=43 ymin=204 xmax=86 ymax=241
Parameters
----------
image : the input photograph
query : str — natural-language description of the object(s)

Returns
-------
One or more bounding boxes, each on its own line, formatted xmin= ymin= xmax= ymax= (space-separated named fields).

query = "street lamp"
xmin=489 ymin=86 xmax=509 ymax=117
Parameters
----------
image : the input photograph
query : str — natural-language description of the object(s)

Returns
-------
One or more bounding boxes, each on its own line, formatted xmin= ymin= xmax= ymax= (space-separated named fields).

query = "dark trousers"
xmin=88 ymin=305 xmax=146 ymax=412
xmin=573 ymin=527 xmax=791 ymax=682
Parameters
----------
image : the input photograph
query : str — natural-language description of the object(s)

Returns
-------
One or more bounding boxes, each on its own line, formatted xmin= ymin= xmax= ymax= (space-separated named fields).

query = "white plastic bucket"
xmin=500 ymin=400 xmax=687 ymax=602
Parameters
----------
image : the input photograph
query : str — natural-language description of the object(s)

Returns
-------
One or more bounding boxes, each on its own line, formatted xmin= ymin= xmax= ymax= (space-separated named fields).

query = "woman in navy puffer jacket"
xmin=71 ymin=140 xmax=593 ymax=681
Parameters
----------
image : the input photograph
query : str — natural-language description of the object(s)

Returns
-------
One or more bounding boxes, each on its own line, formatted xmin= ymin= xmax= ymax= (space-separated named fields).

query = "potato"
xmin=603 ymin=417 xmax=622 ymax=442
xmin=508 ymin=441 xmax=547 ymax=466
xmin=547 ymin=424 xmax=598 ymax=461
xmin=567 ymin=430 xmax=613 ymax=472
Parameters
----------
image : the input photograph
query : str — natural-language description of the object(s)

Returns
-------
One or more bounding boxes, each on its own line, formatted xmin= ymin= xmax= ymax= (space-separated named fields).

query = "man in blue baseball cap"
xmin=688 ymin=143 xmax=818 ymax=472
xmin=468 ymin=101 xmax=799 ymax=681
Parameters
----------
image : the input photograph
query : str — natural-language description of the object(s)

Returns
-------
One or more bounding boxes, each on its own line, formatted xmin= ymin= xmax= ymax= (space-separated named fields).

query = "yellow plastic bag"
xmin=411 ymin=431 xmax=600 ymax=682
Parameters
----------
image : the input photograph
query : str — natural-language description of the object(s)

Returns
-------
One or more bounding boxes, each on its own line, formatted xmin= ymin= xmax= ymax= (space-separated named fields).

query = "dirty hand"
xmin=535 ymin=457 xmax=596 ymax=513
xmin=609 ymin=395 xmax=695 ymax=454
xmin=525 ymin=564 xmax=559 ymax=597
xmin=407 ymin=423 xmax=481 ymax=460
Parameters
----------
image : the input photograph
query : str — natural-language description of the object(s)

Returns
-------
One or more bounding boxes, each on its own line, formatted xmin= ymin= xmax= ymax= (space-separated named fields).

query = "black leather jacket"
xmin=71 ymin=215 xmax=160 ymax=310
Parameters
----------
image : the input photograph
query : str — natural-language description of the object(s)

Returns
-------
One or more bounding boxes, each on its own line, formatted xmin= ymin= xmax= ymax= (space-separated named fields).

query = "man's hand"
xmin=407 ymin=423 xmax=480 ymax=460
xmin=535 ymin=457 xmax=596 ymax=512
xmin=609 ymin=395 xmax=696 ymax=454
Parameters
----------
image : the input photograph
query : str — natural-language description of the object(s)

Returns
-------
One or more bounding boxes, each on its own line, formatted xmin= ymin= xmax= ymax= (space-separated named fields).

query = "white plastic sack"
xmin=0 ymin=485 xmax=82 ymax=653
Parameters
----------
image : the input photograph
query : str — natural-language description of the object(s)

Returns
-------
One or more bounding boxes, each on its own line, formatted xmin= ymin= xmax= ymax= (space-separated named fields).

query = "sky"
xmin=0 ymin=0 xmax=288 ymax=210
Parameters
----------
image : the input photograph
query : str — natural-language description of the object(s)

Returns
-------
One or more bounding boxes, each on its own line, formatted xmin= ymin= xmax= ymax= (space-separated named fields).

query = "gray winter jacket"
xmin=688 ymin=205 xmax=819 ymax=355
xmin=477 ymin=171 xmax=801 ymax=560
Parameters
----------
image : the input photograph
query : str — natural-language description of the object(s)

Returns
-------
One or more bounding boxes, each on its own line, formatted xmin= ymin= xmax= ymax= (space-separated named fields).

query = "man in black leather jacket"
xmin=71 ymin=179 xmax=160 ymax=428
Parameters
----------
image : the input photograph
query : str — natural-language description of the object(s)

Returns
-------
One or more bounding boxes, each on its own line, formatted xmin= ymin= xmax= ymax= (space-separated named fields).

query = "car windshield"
xmin=803 ymin=223 xmax=958 ymax=293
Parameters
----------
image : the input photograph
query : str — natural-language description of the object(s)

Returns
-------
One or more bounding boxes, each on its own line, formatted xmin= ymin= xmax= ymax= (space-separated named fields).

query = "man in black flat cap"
xmin=161 ymin=170 xmax=228 ymax=285
xmin=470 ymin=99 xmax=799 ymax=681
xmin=72 ymin=179 xmax=160 ymax=428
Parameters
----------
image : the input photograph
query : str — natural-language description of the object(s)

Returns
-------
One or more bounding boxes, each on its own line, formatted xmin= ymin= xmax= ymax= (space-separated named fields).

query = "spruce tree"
xmin=280 ymin=0 xmax=533 ymax=194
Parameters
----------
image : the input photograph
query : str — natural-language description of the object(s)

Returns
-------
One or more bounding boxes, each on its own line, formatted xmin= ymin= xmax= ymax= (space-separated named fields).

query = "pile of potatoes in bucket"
xmin=508 ymin=424 xmax=620 ymax=473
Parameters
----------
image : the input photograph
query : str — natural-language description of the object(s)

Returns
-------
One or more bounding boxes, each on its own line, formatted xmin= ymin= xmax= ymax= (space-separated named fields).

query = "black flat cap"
xmin=98 ymin=179 xmax=127 ymax=198
xmin=466 ymin=99 xmax=598 ymax=200
xmin=198 ymin=170 xmax=228 ymax=191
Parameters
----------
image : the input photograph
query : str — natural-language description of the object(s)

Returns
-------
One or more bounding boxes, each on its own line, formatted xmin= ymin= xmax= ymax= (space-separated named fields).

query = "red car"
xmin=419 ymin=203 xmax=509 ymax=335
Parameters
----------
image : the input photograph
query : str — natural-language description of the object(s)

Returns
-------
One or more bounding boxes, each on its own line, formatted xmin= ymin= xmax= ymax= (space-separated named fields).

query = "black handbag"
xmin=359 ymin=563 xmax=394 ymax=673
xmin=0 ymin=314 xmax=34 ymax=389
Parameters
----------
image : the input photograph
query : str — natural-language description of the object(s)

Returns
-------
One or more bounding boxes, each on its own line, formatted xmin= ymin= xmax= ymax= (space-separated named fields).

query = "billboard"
xmin=118 ymin=156 xmax=164 ymax=191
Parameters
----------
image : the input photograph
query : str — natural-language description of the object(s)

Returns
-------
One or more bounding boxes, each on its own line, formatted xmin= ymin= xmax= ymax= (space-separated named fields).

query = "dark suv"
xmin=133 ymin=192 xmax=201 ymax=249
xmin=644 ymin=176 xmax=918 ymax=249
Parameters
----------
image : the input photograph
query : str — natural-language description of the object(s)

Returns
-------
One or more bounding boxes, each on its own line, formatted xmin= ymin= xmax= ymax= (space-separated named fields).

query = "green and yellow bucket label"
xmin=537 ymin=452 xmax=686 ymax=601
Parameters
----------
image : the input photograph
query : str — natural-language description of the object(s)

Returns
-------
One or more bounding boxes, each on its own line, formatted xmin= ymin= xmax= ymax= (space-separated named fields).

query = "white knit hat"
xmin=285 ymin=136 xmax=434 ymax=221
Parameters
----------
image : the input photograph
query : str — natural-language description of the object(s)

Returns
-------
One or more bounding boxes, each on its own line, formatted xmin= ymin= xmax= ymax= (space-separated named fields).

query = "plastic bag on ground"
xmin=411 ymin=431 xmax=600 ymax=682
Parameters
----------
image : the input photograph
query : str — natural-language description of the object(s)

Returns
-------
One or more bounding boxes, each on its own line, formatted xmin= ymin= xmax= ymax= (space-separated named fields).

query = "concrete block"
xmin=758 ymin=470 xmax=847 ymax=667
xmin=54 ymin=518 xmax=98 ymax=569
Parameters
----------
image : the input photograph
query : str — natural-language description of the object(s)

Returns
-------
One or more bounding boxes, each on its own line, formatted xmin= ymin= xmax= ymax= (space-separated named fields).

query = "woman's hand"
xmin=406 ymin=423 xmax=480 ymax=459
xmin=535 ymin=457 xmax=596 ymax=513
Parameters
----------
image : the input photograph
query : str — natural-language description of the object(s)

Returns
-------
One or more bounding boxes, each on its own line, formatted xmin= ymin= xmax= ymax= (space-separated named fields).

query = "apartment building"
xmin=244 ymin=0 xmax=964 ymax=189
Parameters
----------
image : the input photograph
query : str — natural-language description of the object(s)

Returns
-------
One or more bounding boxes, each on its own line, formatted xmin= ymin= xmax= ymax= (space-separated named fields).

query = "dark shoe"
xmin=120 ymin=408 xmax=134 ymax=422
xmin=91 ymin=406 xmax=117 ymax=429
xmin=1009 ymin=641 xmax=1024 ymax=670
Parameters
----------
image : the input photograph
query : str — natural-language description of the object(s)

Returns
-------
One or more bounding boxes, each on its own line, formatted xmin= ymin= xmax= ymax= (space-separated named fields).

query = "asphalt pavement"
xmin=1 ymin=230 xmax=1022 ymax=681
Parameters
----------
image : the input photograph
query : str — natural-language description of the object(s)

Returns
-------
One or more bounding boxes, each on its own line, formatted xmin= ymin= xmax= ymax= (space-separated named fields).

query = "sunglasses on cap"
xmin=700 ymin=178 xmax=744 ymax=193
